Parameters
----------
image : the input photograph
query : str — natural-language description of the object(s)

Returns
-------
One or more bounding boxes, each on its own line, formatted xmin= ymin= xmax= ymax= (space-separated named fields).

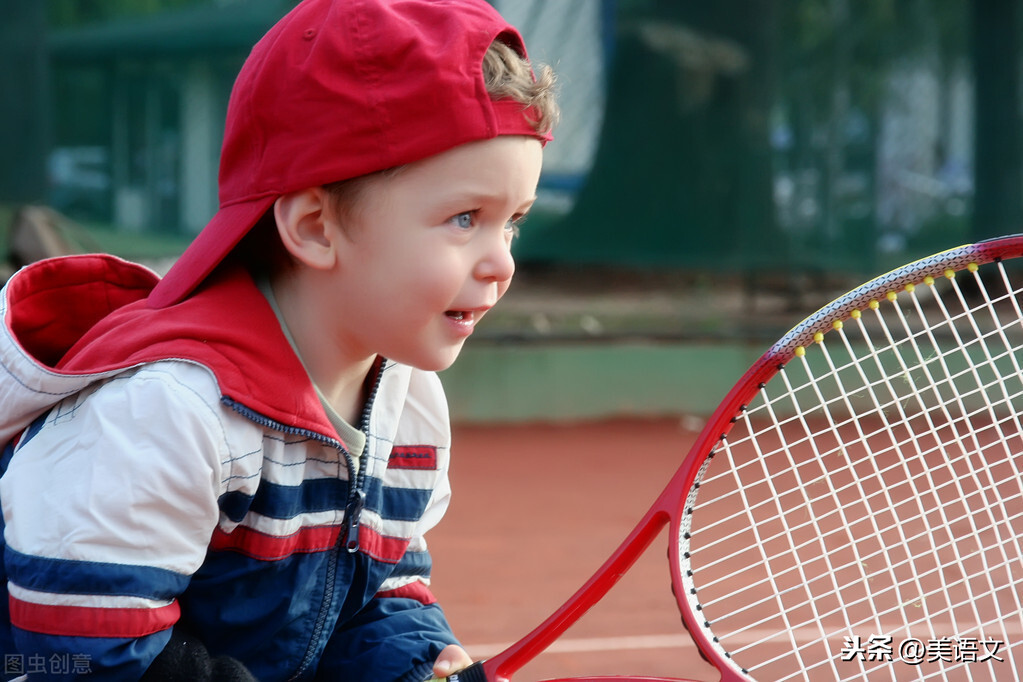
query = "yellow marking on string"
xmin=850 ymin=309 xmax=862 ymax=319
xmin=944 ymin=268 xmax=955 ymax=279
xmin=869 ymin=300 xmax=879 ymax=310
xmin=887 ymin=291 xmax=898 ymax=302
xmin=813 ymin=332 xmax=825 ymax=344
xmin=795 ymin=346 xmax=806 ymax=358
xmin=833 ymin=320 xmax=843 ymax=330
xmin=968 ymin=262 xmax=979 ymax=272
xmin=905 ymin=283 xmax=916 ymax=293
xmin=923 ymin=275 xmax=935 ymax=286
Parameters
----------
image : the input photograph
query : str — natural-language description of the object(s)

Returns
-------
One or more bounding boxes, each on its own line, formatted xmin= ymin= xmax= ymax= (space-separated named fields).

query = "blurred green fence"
xmin=514 ymin=0 xmax=996 ymax=282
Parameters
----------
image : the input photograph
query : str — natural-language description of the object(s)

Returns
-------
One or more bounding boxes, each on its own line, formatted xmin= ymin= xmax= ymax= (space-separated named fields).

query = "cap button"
xmin=303 ymin=28 xmax=317 ymax=40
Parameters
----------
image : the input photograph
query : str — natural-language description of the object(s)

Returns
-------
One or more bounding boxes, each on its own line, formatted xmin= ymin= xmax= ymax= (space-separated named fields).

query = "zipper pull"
xmin=344 ymin=488 xmax=366 ymax=553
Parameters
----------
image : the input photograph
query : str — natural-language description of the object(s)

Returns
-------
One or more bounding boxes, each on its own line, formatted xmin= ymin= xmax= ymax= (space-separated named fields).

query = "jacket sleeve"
xmin=0 ymin=363 xmax=227 ymax=680
xmin=315 ymin=597 xmax=460 ymax=682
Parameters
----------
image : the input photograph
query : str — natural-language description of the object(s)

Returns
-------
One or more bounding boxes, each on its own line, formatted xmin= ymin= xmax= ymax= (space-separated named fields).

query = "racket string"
xmin=681 ymin=257 xmax=1023 ymax=681
xmin=772 ymin=365 xmax=897 ymax=676
xmin=733 ymin=399 xmax=847 ymax=678
xmin=878 ymin=283 xmax=1016 ymax=644
xmin=766 ymin=349 xmax=948 ymax=667
xmin=797 ymin=333 xmax=950 ymax=646
xmin=926 ymin=271 xmax=1023 ymax=624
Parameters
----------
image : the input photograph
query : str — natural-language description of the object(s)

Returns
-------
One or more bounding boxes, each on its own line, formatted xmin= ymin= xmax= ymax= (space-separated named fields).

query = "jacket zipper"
xmin=345 ymin=357 xmax=384 ymax=553
xmin=223 ymin=357 xmax=387 ymax=680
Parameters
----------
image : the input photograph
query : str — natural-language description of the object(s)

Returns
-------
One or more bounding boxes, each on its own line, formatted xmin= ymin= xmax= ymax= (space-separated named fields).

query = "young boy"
xmin=0 ymin=0 xmax=557 ymax=680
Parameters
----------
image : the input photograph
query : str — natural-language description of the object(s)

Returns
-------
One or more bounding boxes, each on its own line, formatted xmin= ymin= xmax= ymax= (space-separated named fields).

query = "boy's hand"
xmin=430 ymin=644 xmax=474 ymax=679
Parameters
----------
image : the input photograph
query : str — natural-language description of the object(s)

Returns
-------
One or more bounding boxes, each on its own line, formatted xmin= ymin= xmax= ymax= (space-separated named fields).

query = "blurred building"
xmin=47 ymin=0 xmax=287 ymax=233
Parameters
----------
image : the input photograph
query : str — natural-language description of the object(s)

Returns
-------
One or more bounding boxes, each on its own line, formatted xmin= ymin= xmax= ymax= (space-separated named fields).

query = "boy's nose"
xmin=474 ymin=235 xmax=516 ymax=284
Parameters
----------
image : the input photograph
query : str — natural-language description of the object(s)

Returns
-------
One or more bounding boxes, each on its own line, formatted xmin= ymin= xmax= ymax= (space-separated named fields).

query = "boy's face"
xmin=324 ymin=135 xmax=543 ymax=372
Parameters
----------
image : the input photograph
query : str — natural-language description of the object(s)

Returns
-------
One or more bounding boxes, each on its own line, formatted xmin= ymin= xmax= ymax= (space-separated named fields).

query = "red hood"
xmin=6 ymin=255 xmax=333 ymax=438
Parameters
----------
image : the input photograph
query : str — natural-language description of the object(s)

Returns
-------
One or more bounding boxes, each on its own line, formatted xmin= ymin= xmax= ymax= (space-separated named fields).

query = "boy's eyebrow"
xmin=438 ymin=190 xmax=538 ymax=211
xmin=516 ymin=195 xmax=539 ymax=211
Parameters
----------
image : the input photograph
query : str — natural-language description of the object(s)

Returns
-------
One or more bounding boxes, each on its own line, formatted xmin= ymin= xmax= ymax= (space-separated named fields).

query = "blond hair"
xmin=483 ymin=40 xmax=560 ymax=136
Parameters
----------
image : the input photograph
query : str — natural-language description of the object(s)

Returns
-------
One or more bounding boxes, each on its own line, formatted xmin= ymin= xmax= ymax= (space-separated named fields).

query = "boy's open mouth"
xmin=445 ymin=310 xmax=470 ymax=321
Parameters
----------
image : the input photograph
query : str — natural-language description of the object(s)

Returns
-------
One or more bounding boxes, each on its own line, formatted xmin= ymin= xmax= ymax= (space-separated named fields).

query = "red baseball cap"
xmin=149 ymin=0 xmax=550 ymax=308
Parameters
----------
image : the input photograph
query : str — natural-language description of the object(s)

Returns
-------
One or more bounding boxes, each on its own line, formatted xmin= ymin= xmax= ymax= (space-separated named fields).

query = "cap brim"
xmin=147 ymin=195 xmax=277 ymax=308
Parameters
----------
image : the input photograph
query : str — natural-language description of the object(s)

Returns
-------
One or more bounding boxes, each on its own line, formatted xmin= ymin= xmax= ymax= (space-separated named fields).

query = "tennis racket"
xmin=434 ymin=234 xmax=1023 ymax=682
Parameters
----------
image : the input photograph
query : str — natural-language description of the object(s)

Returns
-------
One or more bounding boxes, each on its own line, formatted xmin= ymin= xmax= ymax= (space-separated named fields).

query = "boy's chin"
xmin=400 ymin=345 xmax=466 ymax=373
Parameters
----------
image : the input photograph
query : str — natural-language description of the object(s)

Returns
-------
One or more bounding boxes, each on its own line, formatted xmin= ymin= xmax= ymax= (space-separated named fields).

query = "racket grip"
xmin=424 ymin=660 xmax=487 ymax=682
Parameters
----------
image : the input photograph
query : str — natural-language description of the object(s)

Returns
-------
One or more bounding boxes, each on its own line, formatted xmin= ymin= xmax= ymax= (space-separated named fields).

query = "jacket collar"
xmin=8 ymin=254 xmax=335 ymax=437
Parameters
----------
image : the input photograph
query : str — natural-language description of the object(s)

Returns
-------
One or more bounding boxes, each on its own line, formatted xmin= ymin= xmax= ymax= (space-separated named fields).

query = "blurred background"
xmin=0 ymin=0 xmax=1018 ymax=421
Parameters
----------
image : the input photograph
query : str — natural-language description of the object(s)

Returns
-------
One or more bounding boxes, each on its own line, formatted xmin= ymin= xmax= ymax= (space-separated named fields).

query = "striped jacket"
xmin=0 ymin=255 xmax=459 ymax=681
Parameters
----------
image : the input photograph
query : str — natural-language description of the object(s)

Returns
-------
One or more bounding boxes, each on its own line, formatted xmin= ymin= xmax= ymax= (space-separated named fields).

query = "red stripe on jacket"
xmin=210 ymin=524 xmax=411 ymax=563
xmin=10 ymin=596 xmax=180 ymax=638
xmin=210 ymin=524 xmax=342 ymax=560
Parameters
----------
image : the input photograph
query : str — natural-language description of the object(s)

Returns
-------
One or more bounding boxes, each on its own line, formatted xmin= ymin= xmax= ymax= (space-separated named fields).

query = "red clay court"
xmin=430 ymin=418 xmax=721 ymax=681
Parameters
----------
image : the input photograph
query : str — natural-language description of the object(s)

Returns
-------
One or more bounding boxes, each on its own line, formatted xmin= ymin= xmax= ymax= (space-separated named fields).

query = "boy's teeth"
xmin=449 ymin=311 xmax=465 ymax=320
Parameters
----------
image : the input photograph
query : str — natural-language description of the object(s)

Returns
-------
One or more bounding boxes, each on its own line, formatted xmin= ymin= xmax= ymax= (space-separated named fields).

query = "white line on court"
xmin=465 ymin=634 xmax=691 ymax=658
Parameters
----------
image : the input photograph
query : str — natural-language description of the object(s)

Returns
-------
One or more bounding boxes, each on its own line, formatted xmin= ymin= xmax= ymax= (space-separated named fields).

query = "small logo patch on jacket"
xmin=388 ymin=445 xmax=437 ymax=470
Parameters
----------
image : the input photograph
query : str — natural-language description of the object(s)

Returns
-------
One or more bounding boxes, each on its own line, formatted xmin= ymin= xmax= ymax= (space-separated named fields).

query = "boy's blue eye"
xmin=451 ymin=212 xmax=473 ymax=229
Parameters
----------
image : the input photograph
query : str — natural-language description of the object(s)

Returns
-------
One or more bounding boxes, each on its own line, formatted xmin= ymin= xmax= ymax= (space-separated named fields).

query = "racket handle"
xmin=424 ymin=660 xmax=488 ymax=682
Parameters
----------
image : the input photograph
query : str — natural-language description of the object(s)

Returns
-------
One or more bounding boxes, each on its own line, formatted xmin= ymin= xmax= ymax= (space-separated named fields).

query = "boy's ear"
xmin=273 ymin=188 xmax=338 ymax=270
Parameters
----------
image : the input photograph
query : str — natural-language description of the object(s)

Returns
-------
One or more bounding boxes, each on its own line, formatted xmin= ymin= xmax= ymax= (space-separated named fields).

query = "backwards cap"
xmin=148 ymin=0 xmax=549 ymax=308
